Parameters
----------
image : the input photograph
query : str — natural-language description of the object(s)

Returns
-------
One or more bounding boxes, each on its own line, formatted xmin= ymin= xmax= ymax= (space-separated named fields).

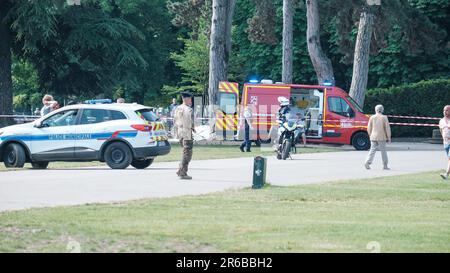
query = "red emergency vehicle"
xmin=218 ymin=81 xmax=371 ymax=150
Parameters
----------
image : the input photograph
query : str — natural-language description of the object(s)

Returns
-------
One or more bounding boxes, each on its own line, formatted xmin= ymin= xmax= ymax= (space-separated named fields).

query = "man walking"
xmin=439 ymin=105 xmax=450 ymax=180
xmin=365 ymin=104 xmax=391 ymax=170
xmin=174 ymin=92 xmax=195 ymax=180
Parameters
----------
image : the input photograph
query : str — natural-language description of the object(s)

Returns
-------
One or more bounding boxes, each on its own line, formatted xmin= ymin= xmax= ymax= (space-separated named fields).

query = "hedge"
xmin=364 ymin=79 xmax=450 ymax=138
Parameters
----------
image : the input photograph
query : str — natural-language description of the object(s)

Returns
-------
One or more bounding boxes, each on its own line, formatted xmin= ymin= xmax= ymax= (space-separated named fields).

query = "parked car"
xmin=0 ymin=102 xmax=170 ymax=169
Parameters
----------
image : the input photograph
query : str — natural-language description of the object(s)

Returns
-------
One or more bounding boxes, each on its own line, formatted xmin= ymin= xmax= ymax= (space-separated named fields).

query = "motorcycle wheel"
xmin=281 ymin=140 xmax=291 ymax=160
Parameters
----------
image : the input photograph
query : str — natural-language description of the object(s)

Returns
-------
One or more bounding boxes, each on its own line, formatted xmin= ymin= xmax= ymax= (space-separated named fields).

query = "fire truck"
xmin=215 ymin=81 xmax=371 ymax=150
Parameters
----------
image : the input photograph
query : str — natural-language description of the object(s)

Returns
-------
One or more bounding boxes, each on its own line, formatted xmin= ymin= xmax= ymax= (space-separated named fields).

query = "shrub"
xmin=364 ymin=79 xmax=450 ymax=137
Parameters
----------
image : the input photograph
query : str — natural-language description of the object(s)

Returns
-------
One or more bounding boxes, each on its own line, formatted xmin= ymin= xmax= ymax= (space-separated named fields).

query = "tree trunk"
xmin=208 ymin=0 xmax=235 ymax=107
xmin=349 ymin=10 xmax=374 ymax=108
xmin=282 ymin=0 xmax=293 ymax=84
xmin=306 ymin=0 xmax=334 ymax=85
xmin=0 ymin=2 xmax=13 ymax=127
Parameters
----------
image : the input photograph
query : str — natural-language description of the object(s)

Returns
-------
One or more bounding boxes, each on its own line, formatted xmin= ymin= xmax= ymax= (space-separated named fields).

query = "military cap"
xmin=181 ymin=91 xmax=193 ymax=98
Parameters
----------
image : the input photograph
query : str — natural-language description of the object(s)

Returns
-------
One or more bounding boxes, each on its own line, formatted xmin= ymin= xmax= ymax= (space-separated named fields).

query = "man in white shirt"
xmin=439 ymin=105 xmax=450 ymax=180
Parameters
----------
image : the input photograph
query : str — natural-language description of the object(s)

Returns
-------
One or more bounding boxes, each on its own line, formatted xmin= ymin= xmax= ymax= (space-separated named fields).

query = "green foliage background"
xmin=365 ymin=79 xmax=450 ymax=137
xmin=8 ymin=0 xmax=449 ymax=118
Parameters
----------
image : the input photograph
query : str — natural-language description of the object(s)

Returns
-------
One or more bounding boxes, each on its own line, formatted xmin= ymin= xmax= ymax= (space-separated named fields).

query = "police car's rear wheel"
xmin=31 ymin=162 xmax=49 ymax=169
xmin=131 ymin=158 xmax=154 ymax=169
xmin=3 ymin=143 xmax=26 ymax=168
xmin=104 ymin=142 xmax=132 ymax=169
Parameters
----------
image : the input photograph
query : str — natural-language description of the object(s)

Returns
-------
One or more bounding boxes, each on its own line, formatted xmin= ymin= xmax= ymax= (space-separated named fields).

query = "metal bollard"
xmin=252 ymin=156 xmax=267 ymax=189
xmin=430 ymin=129 xmax=443 ymax=144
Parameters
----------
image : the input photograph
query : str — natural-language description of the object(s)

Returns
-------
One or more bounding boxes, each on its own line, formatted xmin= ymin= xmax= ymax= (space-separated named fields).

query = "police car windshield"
xmin=136 ymin=109 xmax=159 ymax=122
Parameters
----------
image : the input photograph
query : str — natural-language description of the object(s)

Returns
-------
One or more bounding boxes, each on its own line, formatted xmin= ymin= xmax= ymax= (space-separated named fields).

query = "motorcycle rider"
xmin=277 ymin=96 xmax=291 ymax=124
xmin=276 ymin=96 xmax=291 ymax=150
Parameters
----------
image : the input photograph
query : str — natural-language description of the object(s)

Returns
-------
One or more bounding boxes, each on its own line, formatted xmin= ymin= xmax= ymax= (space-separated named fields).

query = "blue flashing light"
xmin=249 ymin=79 xmax=259 ymax=84
xmin=84 ymin=99 xmax=112 ymax=104
xmin=323 ymin=80 xmax=333 ymax=87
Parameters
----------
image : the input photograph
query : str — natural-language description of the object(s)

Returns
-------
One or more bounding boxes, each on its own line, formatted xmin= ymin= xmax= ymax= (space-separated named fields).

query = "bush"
xmin=364 ymin=79 xmax=450 ymax=137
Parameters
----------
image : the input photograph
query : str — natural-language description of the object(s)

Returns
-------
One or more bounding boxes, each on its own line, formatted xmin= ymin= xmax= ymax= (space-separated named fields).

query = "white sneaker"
xmin=440 ymin=173 xmax=448 ymax=180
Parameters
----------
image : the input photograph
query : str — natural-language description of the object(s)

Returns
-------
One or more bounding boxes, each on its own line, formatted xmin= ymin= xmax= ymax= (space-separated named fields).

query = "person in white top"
xmin=40 ymin=94 xmax=58 ymax=116
xmin=439 ymin=105 xmax=450 ymax=180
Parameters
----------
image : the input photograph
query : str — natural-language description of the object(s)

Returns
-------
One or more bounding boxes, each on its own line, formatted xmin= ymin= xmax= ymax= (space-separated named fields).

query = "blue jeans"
xmin=445 ymin=144 xmax=450 ymax=158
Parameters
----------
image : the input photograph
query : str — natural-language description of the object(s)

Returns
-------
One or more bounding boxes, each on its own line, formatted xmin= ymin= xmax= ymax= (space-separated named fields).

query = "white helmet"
xmin=278 ymin=96 xmax=290 ymax=106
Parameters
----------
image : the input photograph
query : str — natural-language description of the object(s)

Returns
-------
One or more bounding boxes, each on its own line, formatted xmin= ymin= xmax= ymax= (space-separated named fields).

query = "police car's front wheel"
xmin=3 ymin=143 xmax=26 ymax=168
xmin=131 ymin=158 xmax=154 ymax=169
xmin=104 ymin=142 xmax=132 ymax=169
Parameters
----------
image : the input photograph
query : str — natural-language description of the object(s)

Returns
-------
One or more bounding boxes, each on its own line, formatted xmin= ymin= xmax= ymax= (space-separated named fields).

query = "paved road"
xmin=0 ymin=143 xmax=447 ymax=212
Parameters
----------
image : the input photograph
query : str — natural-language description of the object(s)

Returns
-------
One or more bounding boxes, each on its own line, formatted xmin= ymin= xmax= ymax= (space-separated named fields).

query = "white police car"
xmin=0 ymin=101 xmax=170 ymax=169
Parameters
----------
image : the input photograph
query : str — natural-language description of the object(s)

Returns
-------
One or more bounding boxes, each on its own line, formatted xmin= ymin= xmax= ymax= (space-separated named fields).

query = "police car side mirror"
xmin=33 ymin=121 xmax=42 ymax=128
xmin=34 ymin=121 xmax=47 ymax=128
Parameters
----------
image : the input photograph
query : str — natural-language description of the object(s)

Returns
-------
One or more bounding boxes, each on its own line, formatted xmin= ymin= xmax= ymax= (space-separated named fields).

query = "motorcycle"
xmin=276 ymin=119 xmax=303 ymax=160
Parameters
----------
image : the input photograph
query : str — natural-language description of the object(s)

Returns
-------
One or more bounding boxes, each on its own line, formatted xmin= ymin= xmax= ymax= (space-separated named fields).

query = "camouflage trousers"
xmin=177 ymin=139 xmax=193 ymax=176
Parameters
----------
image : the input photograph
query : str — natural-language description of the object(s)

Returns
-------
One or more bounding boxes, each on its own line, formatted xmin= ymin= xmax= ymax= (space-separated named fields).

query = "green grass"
xmin=0 ymin=144 xmax=338 ymax=171
xmin=1 ymin=171 xmax=449 ymax=252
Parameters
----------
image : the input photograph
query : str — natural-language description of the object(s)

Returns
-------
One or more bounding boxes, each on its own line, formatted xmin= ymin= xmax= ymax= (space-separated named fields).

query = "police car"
xmin=0 ymin=101 xmax=171 ymax=169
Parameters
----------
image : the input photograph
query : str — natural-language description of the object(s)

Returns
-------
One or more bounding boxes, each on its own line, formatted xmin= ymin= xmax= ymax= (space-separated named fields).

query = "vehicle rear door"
xmin=74 ymin=109 xmax=129 ymax=160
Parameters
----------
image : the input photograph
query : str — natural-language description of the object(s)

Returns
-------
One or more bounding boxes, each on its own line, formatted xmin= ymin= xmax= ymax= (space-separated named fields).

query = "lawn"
xmin=0 ymin=144 xmax=339 ymax=171
xmin=0 ymin=171 xmax=449 ymax=252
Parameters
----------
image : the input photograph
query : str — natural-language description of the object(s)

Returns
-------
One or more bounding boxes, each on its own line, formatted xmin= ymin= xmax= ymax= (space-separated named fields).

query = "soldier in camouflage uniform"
xmin=173 ymin=91 xmax=195 ymax=180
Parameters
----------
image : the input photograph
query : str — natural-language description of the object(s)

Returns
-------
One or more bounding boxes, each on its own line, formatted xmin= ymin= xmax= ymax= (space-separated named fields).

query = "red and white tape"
xmin=385 ymin=114 xmax=440 ymax=127
xmin=386 ymin=115 xmax=441 ymax=120
xmin=389 ymin=122 xmax=439 ymax=127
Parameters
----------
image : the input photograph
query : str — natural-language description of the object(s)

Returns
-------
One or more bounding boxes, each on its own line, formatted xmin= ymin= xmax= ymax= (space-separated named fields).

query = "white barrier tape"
xmin=0 ymin=115 xmax=39 ymax=118
xmin=162 ymin=117 xmax=369 ymax=124
xmin=389 ymin=122 xmax=439 ymax=127
xmin=387 ymin=115 xmax=441 ymax=120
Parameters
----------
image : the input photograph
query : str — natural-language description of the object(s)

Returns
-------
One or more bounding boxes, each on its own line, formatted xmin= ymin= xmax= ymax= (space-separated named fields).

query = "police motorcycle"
xmin=275 ymin=97 xmax=303 ymax=160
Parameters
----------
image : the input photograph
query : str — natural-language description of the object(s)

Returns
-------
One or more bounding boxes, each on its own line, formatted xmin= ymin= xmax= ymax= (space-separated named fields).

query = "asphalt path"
xmin=0 ymin=142 xmax=446 ymax=212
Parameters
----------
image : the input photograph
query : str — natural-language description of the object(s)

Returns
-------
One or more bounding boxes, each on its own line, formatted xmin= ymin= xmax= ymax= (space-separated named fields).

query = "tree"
xmin=169 ymin=30 xmax=210 ymax=96
xmin=208 ymin=0 xmax=235 ymax=106
xmin=282 ymin=0 xmax=294 ymax=83
xmin=0 ymin=0 xmax=60 ymax=127
xmin=0 ymin=1 xmax=13 ymax=126
xmin=247 ymin=0 xmax=277 ymax=45
xmin=1 ymin=0 xmax=177 ymax=120
xmin=305 ymin=0 xmax=334 ymax=85
xmin=323 ymin=0 xmax=446 ymax=106
xmin=349 ymin=4 xmax=376 ymax=107
xmin=167 ymin=0 xmax=211 ymax=38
